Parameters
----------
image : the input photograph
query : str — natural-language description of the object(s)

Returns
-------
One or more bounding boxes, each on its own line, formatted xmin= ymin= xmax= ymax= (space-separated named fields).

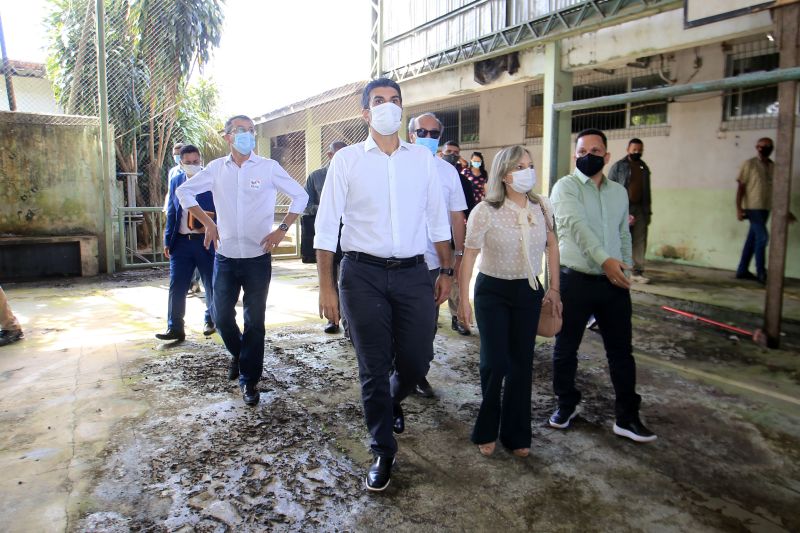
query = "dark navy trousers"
xmin=213 ymin=253 xmax=271 ymax=387
xmin=737 ymin=209 xmax=770 ymax=279
xmin=167 ymin=235 xmax=214 ymax=331
xmin=339 ymin=257 xmax=435 ymax=458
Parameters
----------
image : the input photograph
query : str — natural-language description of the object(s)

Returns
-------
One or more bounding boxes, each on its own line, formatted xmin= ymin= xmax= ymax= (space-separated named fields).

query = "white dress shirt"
xmin=314 ymin=135 xmax=450 ymax=258
xmin=425 ymin=157 xmax=468 ymax=269
xmin=176 ymin=152 xmax=308 ymax=258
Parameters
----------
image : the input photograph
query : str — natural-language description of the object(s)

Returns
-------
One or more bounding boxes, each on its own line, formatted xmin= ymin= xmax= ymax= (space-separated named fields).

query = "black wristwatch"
xmin=278 ymin=223 xmax=289 ymax=231
xmin=440 ymin=268 xmax=455 ymax=276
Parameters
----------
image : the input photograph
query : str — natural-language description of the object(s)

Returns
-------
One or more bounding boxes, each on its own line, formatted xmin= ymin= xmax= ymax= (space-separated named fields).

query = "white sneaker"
xmin=631 ymin=274 xmax=650 ymax=284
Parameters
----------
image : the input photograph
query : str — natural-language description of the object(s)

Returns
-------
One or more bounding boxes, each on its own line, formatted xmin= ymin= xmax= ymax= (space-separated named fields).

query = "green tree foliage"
xmin=45 ymin=0 xmax=224 ymax=206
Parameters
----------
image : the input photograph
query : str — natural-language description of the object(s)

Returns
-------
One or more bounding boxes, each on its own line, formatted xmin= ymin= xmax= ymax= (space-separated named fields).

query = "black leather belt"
xmin=177 ymin=233 xmax=204 ymax=240
xmin=345 ymin=251 xmax=425 ymax=269
xmin=560 ymin=266 xmax=606 ymax=280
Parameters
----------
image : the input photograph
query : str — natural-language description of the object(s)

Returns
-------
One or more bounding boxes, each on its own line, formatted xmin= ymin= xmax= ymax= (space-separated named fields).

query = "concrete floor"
xmin=0 ymin=261 xmax=798 ymax=532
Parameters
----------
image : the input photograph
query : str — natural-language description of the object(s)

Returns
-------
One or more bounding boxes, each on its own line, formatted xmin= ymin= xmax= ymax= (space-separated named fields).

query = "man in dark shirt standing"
xmin=608 ymin=138 xmax=652 ymax=284
xmin=301 ymin=141 xmax=347 ymax=265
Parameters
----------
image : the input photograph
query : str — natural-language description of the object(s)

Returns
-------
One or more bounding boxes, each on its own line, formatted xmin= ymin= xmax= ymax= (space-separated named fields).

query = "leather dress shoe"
xmin=415 ymin=377 xmax=434 ymax=398
xmin=323 ymin=321 xmax=340 ymax=334
xmin=451 ymin=316 xmax=470 ymax=336
xmin=228 ymin=356 xmax=240 ymax=381
xmin=365 ymin=455 xmax=395 ymax=491
xmin=392 ymin=404 xmax=404 ymax=434
xmin=240 ymin=382 xmax=260 ymax=406
xmin=203 ymin=321 xmax=216 ymax=336
xmin=155 ymin=329 xmax=185 ymax=342
xmin=0 ymin=329 xmax=23 ymax=347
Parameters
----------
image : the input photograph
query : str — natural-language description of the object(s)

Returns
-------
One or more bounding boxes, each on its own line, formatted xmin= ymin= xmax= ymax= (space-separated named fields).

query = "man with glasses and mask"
xmin=157 ymin=145 xmax=216 ymax=343
xmin=549 ymin=128 xmax=657 ymax=444
xmin=177 ymin=115 xmax=308 ymax=406
xmin=315 ymin=78 xmax=452 ymax=491
xmin=407 ymin=112 xmax=468 ymax=397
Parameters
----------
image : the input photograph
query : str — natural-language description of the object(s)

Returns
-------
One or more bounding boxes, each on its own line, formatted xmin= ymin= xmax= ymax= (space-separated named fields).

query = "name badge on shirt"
xmin=249 ymin=179 xmax=262 ymax=190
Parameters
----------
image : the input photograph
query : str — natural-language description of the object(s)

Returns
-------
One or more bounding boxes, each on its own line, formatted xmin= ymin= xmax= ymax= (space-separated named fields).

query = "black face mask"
xmin=576 ymin=153 xmax=606 ymax=177
xmin=758 ymin=146 xmax=773 ymax=158
xmin=629 ymin=153 xmax=642 ymax=161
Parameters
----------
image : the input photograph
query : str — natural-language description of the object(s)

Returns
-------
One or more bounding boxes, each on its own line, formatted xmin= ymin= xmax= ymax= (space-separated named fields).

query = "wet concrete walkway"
xmin=0 ymin=261 xmax=798 ymax=532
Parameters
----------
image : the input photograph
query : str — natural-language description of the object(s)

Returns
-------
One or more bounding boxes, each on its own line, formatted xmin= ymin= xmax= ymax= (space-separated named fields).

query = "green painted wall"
xmin=0 ymin=113 xmax=105 ymax=237
xmin=647 ymin=189 xmax=800 ymax=279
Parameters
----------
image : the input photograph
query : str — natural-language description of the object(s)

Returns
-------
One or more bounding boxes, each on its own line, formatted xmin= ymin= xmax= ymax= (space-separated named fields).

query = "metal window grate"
xmin=722 ymin=38 xmax=780 ymax=131
xmin=524 ymin=81 xmax=545 ymax=144
xmin=407 ymin=96 xmax=480 ymax=147
xmin=570 ymin=59 xmax=673 ymax=139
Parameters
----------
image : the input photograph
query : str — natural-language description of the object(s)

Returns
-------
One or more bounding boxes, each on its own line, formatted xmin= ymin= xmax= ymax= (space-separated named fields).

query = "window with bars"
xmin=723 ymin=40 xmax=779 ymax=128
xmin=525 ymin=82 xmax=544 ymax=140
xmin=408 ymin=98 xmax=480 ymax=146
xmin=570 ymin=69 xmax=670 ymax=133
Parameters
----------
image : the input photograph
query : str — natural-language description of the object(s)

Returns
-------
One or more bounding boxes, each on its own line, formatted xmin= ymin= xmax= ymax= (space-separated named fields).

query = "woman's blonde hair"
xmin=484 ymin=145 xmax=540 ymax=209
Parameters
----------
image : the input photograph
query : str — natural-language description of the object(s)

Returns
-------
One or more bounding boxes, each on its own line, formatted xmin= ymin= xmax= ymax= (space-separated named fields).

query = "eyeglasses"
xmin=415 ymin=128 xmax=441 ymax=139
xmin=228 ymin=126 xmax=255 ymax=135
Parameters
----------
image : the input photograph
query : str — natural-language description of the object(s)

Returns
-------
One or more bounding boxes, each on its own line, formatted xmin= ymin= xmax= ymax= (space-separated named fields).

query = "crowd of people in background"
xmin=3 ymin=75 xmax=789 ymax=495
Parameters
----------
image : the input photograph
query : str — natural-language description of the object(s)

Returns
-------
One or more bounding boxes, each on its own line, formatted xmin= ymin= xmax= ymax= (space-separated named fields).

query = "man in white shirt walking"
xmin=407 ymin=112 xmax=468 ymax=397
xmin=177 ymin=115 xmax=308 ymax=406
xmin=315 ymin=79 xmax=452 ymax=491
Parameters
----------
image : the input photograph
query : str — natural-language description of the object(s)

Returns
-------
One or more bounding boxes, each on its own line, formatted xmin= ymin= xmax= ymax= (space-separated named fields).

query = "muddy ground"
xmin=68 ymin=265 xmax=800 ymax=532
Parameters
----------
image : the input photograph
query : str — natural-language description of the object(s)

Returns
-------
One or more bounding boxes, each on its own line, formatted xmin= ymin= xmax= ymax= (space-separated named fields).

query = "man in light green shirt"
xmin=548 ymin=128 xmax=656 ymax=443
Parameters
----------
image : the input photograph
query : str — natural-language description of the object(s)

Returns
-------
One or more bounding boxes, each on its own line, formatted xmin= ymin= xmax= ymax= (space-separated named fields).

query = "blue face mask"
xmin=415 ymin=136 xmax=439 ymax=155
xmin=173 ymin=154 xmax=181 ymax=165
xmin=471 ymin=161 xmax=481 ymax=168
xmin=233 ymin=132 xmax=256 ymax=155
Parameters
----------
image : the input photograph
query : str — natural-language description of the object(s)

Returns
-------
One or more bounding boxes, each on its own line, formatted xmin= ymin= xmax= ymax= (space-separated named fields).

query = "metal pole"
xmin=553 ymin=67 xmax=800 ymax=112
xmin=0 ymin=14 xmax=17 ymax=111
xmin=764 ymin=3 xmax=799 ymax=349
xmin=95 ymin=0 xmax=115 ymax=273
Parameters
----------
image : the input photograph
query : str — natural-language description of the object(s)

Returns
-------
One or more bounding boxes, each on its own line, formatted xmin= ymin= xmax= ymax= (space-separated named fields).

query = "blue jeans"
xmin=212 ymin=253 xmax=271 ymax=386
xmin=167 ymin=235 xmax=214 ymax=331
xmin=737 ymin=209 xmax=769 ymax=278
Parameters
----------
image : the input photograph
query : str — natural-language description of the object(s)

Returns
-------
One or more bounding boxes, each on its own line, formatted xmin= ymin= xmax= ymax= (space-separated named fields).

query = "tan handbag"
xmin=535 ymin=201 xmax=562 ymax=337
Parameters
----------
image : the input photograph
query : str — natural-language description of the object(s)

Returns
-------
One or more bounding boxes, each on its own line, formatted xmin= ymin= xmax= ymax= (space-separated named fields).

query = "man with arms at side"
xmin=157 ymin=144 xmax=216 ymax=342
xmin=315 ymin=79 xmax=452 ymax=491
xmin=608 ymin=138 xmax=652 ymax=284
xmin=177 ymin=115 xmax=308 ymax=405
xmin=549 ymin=128 xmax=656 ymax=443
xmin=408 ymin=112 xmax=468 ymax=397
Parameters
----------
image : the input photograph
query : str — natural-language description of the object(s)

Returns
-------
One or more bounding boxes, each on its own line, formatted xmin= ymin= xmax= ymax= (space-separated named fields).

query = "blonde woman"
xmin=458 ymin=145 xmax=562 ymax=457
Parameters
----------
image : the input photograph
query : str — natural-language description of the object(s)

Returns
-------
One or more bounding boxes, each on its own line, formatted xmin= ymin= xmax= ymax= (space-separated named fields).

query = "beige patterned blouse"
xmin=465 ymin=197 xmax=553 ymax=281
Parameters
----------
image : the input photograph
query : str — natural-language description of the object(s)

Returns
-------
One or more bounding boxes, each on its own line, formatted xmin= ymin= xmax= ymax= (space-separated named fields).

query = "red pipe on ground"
xmin=661 ymin=306 xmax=753 ymax=336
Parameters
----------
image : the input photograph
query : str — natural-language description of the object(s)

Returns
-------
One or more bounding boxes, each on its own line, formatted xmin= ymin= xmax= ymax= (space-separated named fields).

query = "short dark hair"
xmin=224 ymin=114 xmax=253 ymax=133
xmin=576 ymin=128 xmax=607 ymax=148
xmin=329 ymin=141 xmax=347 ymax=153
xmin=444 ymin=140 xmax=460 ymax=148
xmin=361 ymin=78 xmax=402 ymax=109
xmin=628 ymin=138 xmax=643 ymax=147
xmin=179 ymin=144 xmax=200 ymax=157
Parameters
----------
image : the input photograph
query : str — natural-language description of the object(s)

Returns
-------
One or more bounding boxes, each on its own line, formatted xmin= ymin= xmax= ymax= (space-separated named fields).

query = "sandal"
xmin=477 ymin=442 xmax=496 ymax=456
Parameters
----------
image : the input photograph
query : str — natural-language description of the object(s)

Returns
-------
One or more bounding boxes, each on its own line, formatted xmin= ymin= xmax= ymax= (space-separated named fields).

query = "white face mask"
xmin=509 ymin=167 xmax=537 ymax=193
xmin=182 ymin=164 xmax=202 ymax=177
xmin=369 ymin=102 xmax=402 ymax=136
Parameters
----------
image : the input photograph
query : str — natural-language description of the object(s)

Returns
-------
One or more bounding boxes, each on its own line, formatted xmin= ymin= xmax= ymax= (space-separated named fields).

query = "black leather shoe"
xmin=392 ymin=404 xmax=404 ymax=434
xmin=415 ymin=377 xmax=434 ymax=398
xmin=203 ymin=321 xmax=216 ymax=336
xmin=548 ymin=405 xmax=578 ymax=429
xmin=155 ymin=329 xmax=185 ymax=342
xmin=240 ymin=382 xmax=260 ymax=406
xmin=323 ymin=321 xmax=340 ymax=334
xmin=228 ymin=356 xmax=240 ymax=381
xmin=0 ymin=329 xmax=24 ymax=347
xmin=451 ymin=316 xmax=470 ymax=336
xmin=613 ymin=418 xmax=657 ymax=443
xmin=365 ymin=455 xmax=395 ymax=491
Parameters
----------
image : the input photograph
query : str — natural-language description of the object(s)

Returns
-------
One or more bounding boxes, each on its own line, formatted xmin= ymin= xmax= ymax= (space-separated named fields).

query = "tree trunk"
xmin=66 ymin=0 xmax=95 ymax=115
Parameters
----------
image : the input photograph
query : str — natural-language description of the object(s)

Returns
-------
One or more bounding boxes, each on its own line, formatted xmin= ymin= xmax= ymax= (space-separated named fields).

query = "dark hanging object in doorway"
xmin=474 ymin=52 xmax=520 ymax=85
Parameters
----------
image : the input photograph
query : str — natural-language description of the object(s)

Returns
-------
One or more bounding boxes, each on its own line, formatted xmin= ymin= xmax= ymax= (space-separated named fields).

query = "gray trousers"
xmin=629 ymin=203 xmax=648 ymax=274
